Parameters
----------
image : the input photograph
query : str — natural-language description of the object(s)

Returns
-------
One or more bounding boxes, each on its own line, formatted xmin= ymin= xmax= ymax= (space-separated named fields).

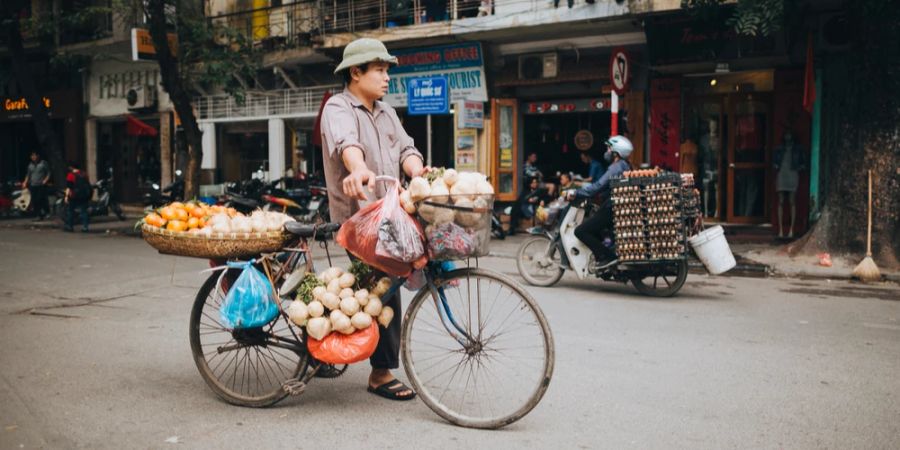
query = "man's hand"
xmin=403 ymin=156 xmax=427 ymax=178
xmin=343 ymin=167 xmax=376 ymax=201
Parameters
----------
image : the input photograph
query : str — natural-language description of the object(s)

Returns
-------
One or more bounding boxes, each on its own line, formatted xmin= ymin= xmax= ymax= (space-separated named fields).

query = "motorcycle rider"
xmin=567 ymin=136 xmax=633 ymax=270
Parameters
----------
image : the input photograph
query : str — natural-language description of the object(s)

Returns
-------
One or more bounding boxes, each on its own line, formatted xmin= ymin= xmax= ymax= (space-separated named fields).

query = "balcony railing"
xmin=195 ymin=84 xmax=341 ymax=121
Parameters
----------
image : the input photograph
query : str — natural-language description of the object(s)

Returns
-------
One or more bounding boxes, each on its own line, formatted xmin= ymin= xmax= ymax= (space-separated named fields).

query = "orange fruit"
xmin=174 ymin=208 xmax=189 ymax=221
xmin=159 ymin=206 xmax=177 ymax=221
xmin=170 ymin=202 xmax=185 ymax=210
xmin=144 ymin=213 xmax=166 ymax=228
xmin=187 ymin=217 xmax=201 ymax=229
xmin=190 ymin=206 xmax=206 ymax=218
xmin=166 ymin=220 xmax=188 ymax=232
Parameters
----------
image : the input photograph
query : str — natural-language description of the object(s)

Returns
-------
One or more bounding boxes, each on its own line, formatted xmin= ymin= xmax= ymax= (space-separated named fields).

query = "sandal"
xmin=367 ymin=380 xmax=417 ymax=401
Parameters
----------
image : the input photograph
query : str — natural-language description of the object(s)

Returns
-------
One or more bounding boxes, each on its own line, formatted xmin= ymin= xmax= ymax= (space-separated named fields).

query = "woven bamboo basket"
xmin=141 ymin=224 xmax=291 ymax=259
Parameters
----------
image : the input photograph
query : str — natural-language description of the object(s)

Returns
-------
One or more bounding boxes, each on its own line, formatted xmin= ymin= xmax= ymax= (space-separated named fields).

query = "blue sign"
xmin=407 ymin=76 xmax=449 ymax=116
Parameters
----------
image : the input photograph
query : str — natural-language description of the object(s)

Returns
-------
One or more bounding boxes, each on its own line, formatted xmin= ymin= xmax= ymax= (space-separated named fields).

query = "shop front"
xmin=0 ymin=90 xmax=82 ymax=185
xmin=646 ymin=13 xmax=813 ymax=234
xmin=87 ymin=59 xmax=174 ymax=203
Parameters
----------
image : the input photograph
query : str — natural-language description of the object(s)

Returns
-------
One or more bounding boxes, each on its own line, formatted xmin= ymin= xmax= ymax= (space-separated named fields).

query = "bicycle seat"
xmin=284 ymin=222 xmax=340 ymax=241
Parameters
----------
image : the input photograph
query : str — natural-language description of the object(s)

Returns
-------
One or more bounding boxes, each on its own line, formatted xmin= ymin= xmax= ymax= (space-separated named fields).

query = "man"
xmin=320 ymin=38 xmax=425 ymax=401
xmin=558 ymin=172 xmax=575 ymax=192
xmin=580 ymin=151 xmax=603 ymax=183
xmin=523 ymin=152 xmax=543 ymax=184
xmin=568 ymin=136 xmax=633 ymax=270
xmin=23 ymin=151 xmax=51 ymax=221
xmin=64 ymin=161 xmax=91 ymax=232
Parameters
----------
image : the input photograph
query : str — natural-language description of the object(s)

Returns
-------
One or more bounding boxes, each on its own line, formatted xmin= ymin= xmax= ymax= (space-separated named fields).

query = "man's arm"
xmin=402 ymin=154 xmax=425 ymax=179
xmin=341 ymin=146 xmax=376 ymax=201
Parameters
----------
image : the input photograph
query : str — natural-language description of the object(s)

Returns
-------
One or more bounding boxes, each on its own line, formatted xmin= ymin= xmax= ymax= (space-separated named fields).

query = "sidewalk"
xmin=4 ymin=214 xmax=896 ymax=283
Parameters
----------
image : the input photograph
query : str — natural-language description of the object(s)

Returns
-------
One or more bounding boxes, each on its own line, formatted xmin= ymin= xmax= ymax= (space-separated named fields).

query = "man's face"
xmin=30 ymin=153 xmax=38 ymax=162
xmin=352 ymin=62 xmax=391 ymax=99
xmin=560 ymin=174 xmax=571 ymax=185
xmin=530 ymin=179 xmax=539 ymax=190
xmin=527 ymin=153 xmax=538 ymax=164
xmin=580 ymin=153 xmax=590 ymax=164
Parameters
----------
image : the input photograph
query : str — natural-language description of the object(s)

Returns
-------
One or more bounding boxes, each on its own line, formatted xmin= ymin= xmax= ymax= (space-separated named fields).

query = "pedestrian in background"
xmin=64 ymin=161 xmax=91 ymax=232
xmin=23 ymin=151 xmax=50 ymax=221
xmin=580 ymin=151 xmax=603 ymax=183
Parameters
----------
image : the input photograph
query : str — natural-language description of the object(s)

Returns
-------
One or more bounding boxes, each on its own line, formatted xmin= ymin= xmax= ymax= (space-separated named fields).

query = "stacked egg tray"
xmin=680 ymin=173 xmax=701 ymax=219
xmin=611 ymin=173 xmax=688 ymax=263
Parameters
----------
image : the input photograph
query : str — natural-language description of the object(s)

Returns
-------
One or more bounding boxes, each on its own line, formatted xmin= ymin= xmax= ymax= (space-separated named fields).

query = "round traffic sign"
xmin=610 ymin=49 xmax=630 ymax=95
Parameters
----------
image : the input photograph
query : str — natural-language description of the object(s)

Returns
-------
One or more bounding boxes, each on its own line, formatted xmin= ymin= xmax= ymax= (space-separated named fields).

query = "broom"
xmin=852 ymin=170 xmax=881 ymax=282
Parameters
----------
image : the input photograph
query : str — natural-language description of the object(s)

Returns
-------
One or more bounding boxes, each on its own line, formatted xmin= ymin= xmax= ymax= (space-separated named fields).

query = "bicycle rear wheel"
xmin=189 ymin=272 xmax=310 ymax=407
xmin=402 ymin=268 xmax=554 ymax=429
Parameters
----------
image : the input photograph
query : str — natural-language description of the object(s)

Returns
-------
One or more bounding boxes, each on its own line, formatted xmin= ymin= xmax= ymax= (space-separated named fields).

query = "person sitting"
xmin=510 ymin=177 xmax=546 ymax=232
xmin=558 ymin=172 xmax=576 ymax=192
xmin=567 ymin=136 xmax=633 ymax=270
xmin=580 ymin=151 xmax=604 ymax=183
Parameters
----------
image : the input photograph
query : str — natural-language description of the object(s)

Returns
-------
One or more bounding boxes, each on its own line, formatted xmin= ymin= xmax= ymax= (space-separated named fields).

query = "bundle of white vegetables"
xmin=207 ymin=210 xmax=295 ymax=234
xmin=404 ymin=168 xmax=494 ymax=229
xmin=285 ymin=266 xmax=395 ymax=340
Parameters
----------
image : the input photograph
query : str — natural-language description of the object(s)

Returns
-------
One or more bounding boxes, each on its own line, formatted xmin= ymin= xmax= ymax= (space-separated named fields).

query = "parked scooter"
xmin=57 ymin=170 xmax=127 ymax=221
xmin=516 ymin=197 xmax=688 ymax=297
xmin=143 ymin=170 xmax=184 ymax=208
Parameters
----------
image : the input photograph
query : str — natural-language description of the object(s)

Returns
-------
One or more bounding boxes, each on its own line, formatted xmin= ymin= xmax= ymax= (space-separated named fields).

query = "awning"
xmin=126 ymin=114 xmax=158 ymax=137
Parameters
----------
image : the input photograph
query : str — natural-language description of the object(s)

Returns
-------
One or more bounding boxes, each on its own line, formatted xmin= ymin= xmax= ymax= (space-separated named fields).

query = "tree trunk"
xmin=798 ymin=0 xmax=900 ymax=269
xmin=4 ymin=5 xmax=67 ymax=188
xmin=145 ymin=0 xmax=204 ymax=200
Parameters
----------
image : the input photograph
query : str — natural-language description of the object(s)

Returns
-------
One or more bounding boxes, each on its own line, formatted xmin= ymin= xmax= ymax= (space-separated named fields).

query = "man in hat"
xmin=320 ymin=38 xmax=425 ymax=401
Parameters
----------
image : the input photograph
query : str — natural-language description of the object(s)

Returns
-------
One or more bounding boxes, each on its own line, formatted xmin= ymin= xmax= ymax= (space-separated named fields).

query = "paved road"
xmin=1 ymin=228 xmax=898 ymax=449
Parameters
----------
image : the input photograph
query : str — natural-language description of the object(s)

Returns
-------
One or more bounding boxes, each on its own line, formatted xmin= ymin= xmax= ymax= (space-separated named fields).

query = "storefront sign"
xmin=131 ymin=28 xmax=178 ymax=61
xmin=610 ymin=49 xmax=630 ymax=94
xmin=574 ymin=130 xmax=594 ymax=151
xmin=407 ymin=76 xmax=449 ymax=115
xmin=455 ymin=128 xmax=478 ymax=171
xmin=649 ymin=78 xmax=681 ymax=171
xmin=385 ymin=43 xmax=488 ymax=108
xmin=457 ymin=101 xmax=484 ymax=129
xmin=89 ymin=60 xmax=171 ymax=117
xmin=525 ymin=98 xmax=608 ymax=114
xmin=4 ymin=97 xmax=51 ymax=112
xmin=645 ymin=14 xmax=778 ymax=66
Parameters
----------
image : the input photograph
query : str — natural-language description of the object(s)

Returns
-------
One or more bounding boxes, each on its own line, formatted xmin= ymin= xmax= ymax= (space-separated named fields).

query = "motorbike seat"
xmin=284 ymin=222 xmax=340 ymax=241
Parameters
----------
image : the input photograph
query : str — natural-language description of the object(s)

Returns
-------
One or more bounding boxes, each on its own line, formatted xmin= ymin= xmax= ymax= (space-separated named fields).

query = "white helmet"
xmin=606 ymin=136 xmax=633 ymax=159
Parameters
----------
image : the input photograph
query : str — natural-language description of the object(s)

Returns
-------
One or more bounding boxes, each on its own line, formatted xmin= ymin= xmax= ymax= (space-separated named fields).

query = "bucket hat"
xmin=334 ymin=38 xmax=399 ymax=74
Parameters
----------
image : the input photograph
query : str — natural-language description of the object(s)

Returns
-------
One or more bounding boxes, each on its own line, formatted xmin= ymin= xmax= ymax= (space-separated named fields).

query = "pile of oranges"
xmin=143 ymin=202 xmax=238 ymax=233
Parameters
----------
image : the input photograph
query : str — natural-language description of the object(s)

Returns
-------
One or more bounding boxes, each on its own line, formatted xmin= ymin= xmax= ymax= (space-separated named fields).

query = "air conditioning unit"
xmin=126 ymin=85 xmax=158 ymax=110
xmin=518 ymin=53 xmax=558 ymax=80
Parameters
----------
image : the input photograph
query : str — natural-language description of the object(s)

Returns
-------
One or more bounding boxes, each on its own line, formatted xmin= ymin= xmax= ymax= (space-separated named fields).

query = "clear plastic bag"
xmin=335 ymin=177 xmax=427 ymax=277
xmin=219 ymin=261 xmax=280 ymax=329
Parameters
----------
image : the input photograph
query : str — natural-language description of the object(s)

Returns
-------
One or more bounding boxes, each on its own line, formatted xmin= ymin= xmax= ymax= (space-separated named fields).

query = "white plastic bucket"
xmin=688 ymin=225 xmax=736 ymax=275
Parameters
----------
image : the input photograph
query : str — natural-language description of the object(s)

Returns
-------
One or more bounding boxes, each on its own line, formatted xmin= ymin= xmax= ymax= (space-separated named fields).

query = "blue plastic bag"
xmin=219 ymin=261 xmax=280 ymax=329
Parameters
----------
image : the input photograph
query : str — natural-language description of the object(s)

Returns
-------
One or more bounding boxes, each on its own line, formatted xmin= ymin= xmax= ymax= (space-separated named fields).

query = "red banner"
xmin=649 ymin=78 xmax=681 ymax=171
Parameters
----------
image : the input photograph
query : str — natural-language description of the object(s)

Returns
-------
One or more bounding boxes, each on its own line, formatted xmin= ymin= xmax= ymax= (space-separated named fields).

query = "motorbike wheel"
xmin=630 ymin=260 xmax=688 ymax=297
xmin=516 ymin=235 xmax=565 ymax=287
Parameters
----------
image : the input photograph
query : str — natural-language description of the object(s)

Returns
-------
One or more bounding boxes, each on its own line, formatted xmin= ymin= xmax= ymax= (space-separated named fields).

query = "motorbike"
xmin=143 ymin=170 xmax=184 ymax=208
xmin=222 ymin=176 xmax=330 ymax=223
xmin=57 ymin=172 xmax=127 ymax=221
xmin=516 ymin=198 xmax=688 ymax=297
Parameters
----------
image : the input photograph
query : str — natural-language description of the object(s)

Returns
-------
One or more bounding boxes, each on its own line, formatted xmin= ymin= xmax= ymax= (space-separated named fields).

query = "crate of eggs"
xmin=611 ymin=171 xmax=687 ymax=262
xmin=680 ymin=173 xmax=701 ymax=219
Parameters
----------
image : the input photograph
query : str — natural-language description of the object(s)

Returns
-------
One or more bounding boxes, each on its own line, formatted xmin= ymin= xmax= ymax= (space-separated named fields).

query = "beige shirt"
xmin=320 ymin=89 xmax=423 ymax=223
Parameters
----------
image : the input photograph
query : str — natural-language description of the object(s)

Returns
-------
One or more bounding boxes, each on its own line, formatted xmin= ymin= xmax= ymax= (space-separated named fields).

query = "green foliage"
xmin=348 ymin=260 xmax=376 ymax=290
xmin=682 ymin=0 xmax=785 ymax=37
xmin=295 ymin=272 xmax=324 ymax=304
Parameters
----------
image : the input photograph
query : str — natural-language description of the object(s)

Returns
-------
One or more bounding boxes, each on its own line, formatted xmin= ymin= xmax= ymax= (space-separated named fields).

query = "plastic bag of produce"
xmin=426 ymin=222 xmax=475 ymax=260
xmin=336 ymin=177 xmax=427 ymax=277
xmin=219 ymin=261 xmax=280 ymax=329
xmin=307 ymin=321 xmax=379 ymax=364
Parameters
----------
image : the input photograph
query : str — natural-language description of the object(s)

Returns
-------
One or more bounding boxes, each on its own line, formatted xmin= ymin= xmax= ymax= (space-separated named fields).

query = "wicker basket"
xmin=141 ymin=224 xmax=292 ymax=259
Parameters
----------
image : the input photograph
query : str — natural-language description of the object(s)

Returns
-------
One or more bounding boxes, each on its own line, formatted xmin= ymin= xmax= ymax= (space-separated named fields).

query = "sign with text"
xmin=131 ymin=28 xmax=178 ymax=61
xmin=525 ymin=98 xmax=609 ymax=114
xmin=407 ymin=76 xmax=449 ymax=116
xmin=455 ymin=128 xmax=478 ymax=171
xmin=457 ymin=101 xmax=484 ymax=129
xmin=385 ymin=42 xmax=487 ymax=108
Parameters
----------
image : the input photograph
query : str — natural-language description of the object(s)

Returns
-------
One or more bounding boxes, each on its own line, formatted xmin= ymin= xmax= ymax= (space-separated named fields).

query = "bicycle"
xmin=189 ymin=221 xmax=555 ymax=429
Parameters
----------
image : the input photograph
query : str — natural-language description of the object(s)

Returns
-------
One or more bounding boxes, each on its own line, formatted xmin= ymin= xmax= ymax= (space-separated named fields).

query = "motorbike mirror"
xmin=152 ymin=183 xmax=160 ymax=190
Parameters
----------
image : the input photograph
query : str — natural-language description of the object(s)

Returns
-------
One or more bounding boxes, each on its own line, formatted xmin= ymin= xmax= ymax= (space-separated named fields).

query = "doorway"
xmin=685 ymin=93 xmax=772 ymax=223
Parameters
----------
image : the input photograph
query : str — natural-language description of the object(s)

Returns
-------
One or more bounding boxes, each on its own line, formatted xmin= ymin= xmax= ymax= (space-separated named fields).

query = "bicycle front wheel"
xmin=402 ymin=268 xmax=555 ymax=429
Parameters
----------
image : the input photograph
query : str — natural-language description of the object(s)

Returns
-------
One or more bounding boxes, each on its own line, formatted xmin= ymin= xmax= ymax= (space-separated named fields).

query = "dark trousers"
xmin=346 ymin=252 xmax=401 ymax=370
xmin=65 ymin=201 xmax=90 ymax=231
xmin=29 ymin=185 xmax=49 ymax=217
xmin=573 ymin=202 xmax=616 ymax=262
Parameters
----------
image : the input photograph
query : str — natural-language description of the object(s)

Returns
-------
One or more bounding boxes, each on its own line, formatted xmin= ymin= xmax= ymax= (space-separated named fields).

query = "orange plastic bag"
xmin=307 ymin=321 xmax=380 ymax=365
xmin=335 ymin=178 xmax=426 ymax=277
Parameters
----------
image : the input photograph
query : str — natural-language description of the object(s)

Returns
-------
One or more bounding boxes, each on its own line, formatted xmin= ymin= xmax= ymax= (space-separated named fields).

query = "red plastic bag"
xmin=336 ymin=177 xmax=427 ymax=277
xmin=307 ymin=321 xmax=379 ymax=365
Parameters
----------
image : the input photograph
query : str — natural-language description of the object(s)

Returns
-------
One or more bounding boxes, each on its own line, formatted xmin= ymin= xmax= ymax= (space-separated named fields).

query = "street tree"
xmin=681 ymin=0 xmax=900 ymax=268
xmin=142 ymin=0 xmax=258 ymax=200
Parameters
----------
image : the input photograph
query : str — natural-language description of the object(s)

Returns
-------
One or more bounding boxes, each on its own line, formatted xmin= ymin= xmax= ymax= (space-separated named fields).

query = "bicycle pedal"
xmin=282 ymin=379 xmax=308 ymax=396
